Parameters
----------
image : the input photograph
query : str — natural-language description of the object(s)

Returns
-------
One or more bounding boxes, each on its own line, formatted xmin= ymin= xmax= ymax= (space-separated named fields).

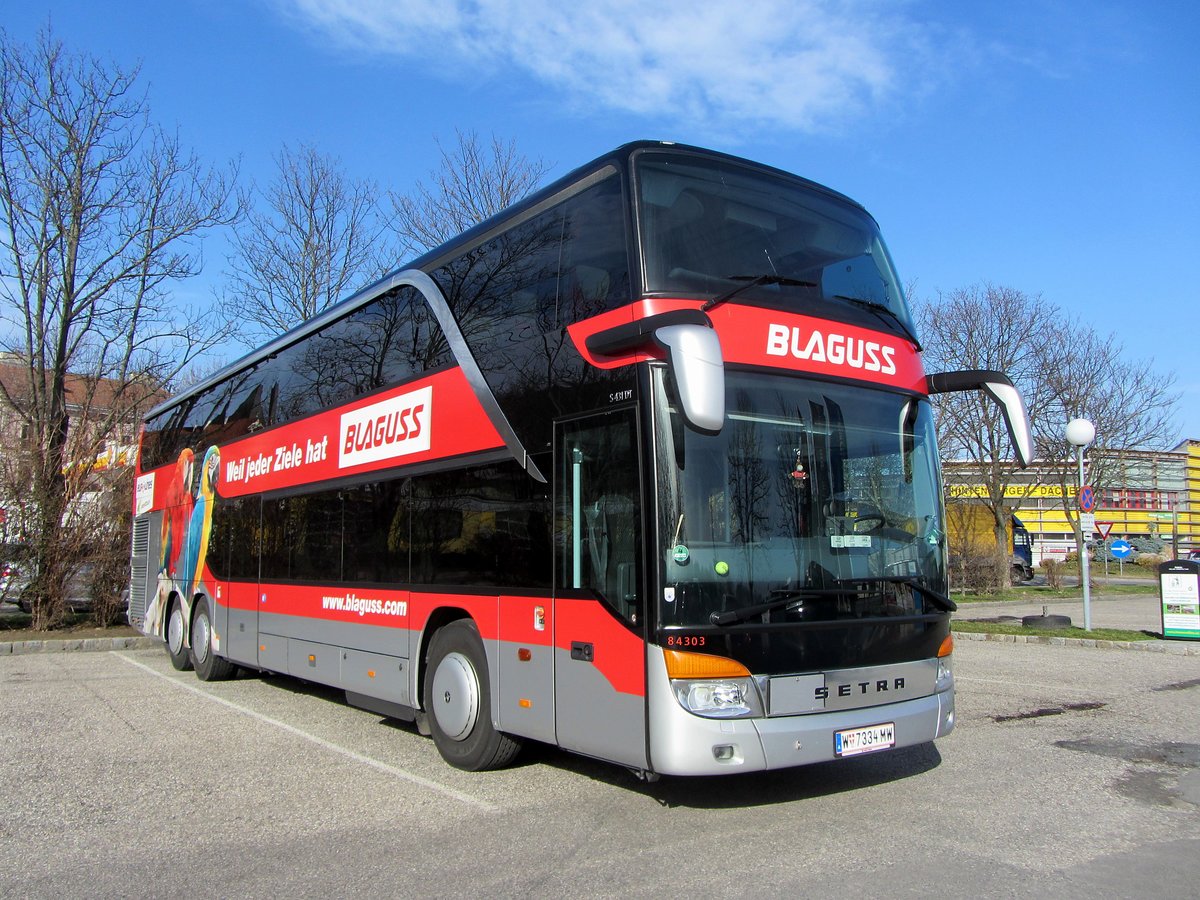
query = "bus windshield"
xmin=636 ymin=152 xmax=915 ymax=340
xmin=653 ymin=369 xmax=946 ymax=630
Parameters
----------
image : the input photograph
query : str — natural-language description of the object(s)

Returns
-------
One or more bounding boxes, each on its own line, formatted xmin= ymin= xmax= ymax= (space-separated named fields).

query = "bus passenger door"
xmin=554 ymin=410 xmax=648 ymax=769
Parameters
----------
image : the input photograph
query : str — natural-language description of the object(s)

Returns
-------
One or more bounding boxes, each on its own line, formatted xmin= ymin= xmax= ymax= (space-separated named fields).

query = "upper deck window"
xmin=635 ymin=152 xmax=916 ymax=340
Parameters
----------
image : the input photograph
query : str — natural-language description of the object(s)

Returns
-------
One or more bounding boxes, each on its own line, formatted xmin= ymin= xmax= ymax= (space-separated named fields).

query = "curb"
xmin=952 ymin=628 xmax=1200 ymax=655
xmin=0 ymin=635 xmax=160 ymax=655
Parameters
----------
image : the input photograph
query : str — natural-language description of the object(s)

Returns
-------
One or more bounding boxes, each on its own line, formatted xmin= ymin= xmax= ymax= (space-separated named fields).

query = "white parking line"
xmin=112 ymin=652 xmax=497 ymax=813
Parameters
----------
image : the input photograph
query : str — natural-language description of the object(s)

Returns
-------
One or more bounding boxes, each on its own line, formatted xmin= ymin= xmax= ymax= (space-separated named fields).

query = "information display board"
xmin=1158 ymin=559 xmax=1200 ymax=641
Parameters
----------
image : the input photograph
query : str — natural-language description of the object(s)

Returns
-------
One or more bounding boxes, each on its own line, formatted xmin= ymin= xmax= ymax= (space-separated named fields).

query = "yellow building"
xmin=944 ymin=440 xmax=1199 ymax=564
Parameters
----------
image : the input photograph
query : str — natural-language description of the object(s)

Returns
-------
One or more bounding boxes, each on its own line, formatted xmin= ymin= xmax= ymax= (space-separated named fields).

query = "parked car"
xmin=0 ymin=563 xmax=30 ymax=607
xmin=12 ymin=564 xmax=123 ymax=615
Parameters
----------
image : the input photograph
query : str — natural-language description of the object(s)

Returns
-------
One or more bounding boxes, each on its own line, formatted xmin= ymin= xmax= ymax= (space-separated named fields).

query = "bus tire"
xmin=166 ymin=597 xmax=192 ymax=671
xmin=190 ymin=596 xmax=236 ymax=682
xmin=423 ymin=619 xmax=521 ymax=771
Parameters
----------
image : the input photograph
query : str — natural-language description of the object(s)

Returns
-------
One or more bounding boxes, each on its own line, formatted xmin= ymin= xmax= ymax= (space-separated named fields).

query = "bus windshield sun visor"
xmin=586 ymin=310 xmax=725 ymax=433
xmin=926 ymin=369 xmax=1034 ymax=468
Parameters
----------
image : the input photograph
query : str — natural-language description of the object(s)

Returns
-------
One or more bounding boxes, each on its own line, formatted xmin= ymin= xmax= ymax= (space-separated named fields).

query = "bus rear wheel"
xmin=166 ymin=598 xmax=192 ymax=671
xmin=190 ymin=596 xmax=236 ymax=682
xmin=423 ymin=620 xmax=521 ymax=771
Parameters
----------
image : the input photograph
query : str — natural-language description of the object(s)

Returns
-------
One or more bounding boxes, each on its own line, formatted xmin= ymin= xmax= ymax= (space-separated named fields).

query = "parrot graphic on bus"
xmin=180 ymin=445 xmax=221 ymax=601
xmin=158 ymin=448 xmax=195 ymax=579
xmin=146 ymin=445 xmax=220 ymax=637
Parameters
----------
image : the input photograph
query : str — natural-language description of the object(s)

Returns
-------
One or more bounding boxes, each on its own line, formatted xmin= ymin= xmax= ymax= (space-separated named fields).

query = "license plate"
xmin=834 ymin=722 xmax=895 ymax=757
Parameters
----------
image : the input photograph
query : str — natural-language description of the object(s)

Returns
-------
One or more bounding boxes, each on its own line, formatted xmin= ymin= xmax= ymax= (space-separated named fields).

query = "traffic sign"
xmin=1097 ymin=521 xmax=1113 ymax=540
xmin=1111 ymin=540 xmax=1134 ymax=560
xmin=1078 ymin=485 xmax=1096 ymax=513
xmin=1080 ymin=512 xmax=1096 ymax=534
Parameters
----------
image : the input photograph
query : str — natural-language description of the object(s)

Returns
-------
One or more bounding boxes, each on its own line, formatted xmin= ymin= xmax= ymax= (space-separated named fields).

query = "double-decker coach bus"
xmin=130 ymin=142 xmax=1032 ymax=778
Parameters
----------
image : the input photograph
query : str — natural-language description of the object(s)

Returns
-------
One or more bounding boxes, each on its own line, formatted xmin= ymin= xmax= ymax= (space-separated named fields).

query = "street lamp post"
xmin=1066 ymin=418 xmax=1096 ymax=631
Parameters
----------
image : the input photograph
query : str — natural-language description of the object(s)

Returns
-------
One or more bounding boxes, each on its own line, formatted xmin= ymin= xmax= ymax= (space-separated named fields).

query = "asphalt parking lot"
xmin=2 ymin=640 xmax=1199 ymax=897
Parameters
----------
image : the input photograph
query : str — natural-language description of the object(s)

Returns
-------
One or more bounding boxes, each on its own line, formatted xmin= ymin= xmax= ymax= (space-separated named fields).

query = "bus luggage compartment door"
xmin=224 ymin=581 xmax=261 ymax=666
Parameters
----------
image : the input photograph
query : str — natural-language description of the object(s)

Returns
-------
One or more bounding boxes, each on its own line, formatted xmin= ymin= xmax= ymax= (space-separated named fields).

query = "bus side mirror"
xmin=926 ymin=369 xmax=1034 ymax=468
xmin=586 ymin=309 xmax=725 ymax=433
xmin=654 ymin=323 xmax=724 ymax=433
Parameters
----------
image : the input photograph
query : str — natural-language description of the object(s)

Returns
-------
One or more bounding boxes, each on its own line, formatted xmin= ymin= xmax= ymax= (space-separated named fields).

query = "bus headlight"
xmin=935 ymin=655 xmax=954 ymax=692
xmin=662 ymin=649 xmax=764 ymax=718
xmin=672 ymin=678 xmax=760 ymax=718
xmin=936 ymin=634 xmax=954 ymax=692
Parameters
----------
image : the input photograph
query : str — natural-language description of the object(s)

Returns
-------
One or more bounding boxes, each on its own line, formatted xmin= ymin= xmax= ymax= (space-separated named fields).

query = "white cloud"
xmin=277 ymin=0 xmax=932 ymax=133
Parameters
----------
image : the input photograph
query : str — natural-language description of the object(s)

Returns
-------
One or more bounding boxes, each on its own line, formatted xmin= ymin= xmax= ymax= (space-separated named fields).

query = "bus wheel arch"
xmin=421 ymin=617 xmax=521 ymax=771
xmin=165 ymin=592 xmax=192 ymax=671
xmin=189 ymin=594 xmax=236 ymax=682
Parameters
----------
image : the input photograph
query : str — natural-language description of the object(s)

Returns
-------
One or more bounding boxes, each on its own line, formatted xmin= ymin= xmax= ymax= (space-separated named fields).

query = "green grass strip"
xmin=951 ymin=620 xmax=1156 ymax=641
xmin=954 ymin=583 xmax=1157 ymax=603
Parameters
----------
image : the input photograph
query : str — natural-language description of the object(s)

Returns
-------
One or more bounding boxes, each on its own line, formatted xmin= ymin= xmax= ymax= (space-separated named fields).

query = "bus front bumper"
xmin=647 ymin=663 xmax=954 ymax=777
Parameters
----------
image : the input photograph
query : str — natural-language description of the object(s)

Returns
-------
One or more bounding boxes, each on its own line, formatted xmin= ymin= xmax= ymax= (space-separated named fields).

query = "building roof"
xmin=0 ymin=360 xmax=166 ymax=416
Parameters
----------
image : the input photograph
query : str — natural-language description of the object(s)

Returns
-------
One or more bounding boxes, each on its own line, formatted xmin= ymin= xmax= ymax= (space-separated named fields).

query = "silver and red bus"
xmin=129 ymin=142 xmax=1031 ymax=778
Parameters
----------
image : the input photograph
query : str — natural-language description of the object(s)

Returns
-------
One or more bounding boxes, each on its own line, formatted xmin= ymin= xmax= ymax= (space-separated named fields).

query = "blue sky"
xmin=7 ymin=0 xmax=1199 ymax=440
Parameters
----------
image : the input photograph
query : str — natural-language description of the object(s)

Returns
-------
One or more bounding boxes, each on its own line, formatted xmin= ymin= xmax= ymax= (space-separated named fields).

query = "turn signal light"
xmin=937 ymin=634 xmax=954 ymax=658
xmin=663 ymin=649 xmax=751 ymax=679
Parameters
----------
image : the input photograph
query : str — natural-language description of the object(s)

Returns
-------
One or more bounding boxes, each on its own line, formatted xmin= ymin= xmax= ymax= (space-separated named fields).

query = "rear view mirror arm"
xmin=586 ymin=309 xmax=725 ymax=433
xmin=926 ymin=369 xmax=1034 ymax=468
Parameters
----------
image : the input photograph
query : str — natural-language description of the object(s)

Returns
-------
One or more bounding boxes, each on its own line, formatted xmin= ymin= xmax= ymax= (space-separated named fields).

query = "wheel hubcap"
xmin=430 ymin=651 xmax=479 ymax=741
xmin=193 ymin=611 xmax=210 ymax=663
xmin=167 ymin=607 xmax=184 ymax=655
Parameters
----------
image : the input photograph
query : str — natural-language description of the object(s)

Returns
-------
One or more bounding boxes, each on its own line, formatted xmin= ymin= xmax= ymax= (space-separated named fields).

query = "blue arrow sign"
xmin=1111 ymin=540 xmax=1133 ymax=560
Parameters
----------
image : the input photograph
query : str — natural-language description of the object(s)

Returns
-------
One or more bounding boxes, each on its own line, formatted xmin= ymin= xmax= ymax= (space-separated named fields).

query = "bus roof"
xmin=148 ymin=141 xmax=869 ymax=421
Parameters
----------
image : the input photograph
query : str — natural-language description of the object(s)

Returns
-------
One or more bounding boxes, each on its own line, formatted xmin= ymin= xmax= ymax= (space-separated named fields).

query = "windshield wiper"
xmin=835 ymin=576 xmax=956 ymax=612
xmin=702 ymin=274 xmax=816 ymax=312
xmin=833 ymin=295 xmax=922 ymax=350
xmin=709 ymin=588 xmax=839 ymax=626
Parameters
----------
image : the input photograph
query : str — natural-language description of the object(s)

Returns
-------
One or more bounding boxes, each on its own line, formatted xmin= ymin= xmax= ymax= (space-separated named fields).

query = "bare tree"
xmin=391 ymin=130 xmax=551 ymax=254
xmin=916 ymin=284 xmax=1058 ymax=583
xmin=917 ymin=282 xmax=1178 ymax=578
xmin=0 ymin=28 xmax=238 ymax=628
xmin=223 ymin=143 xmax=392 ymax=344
xmin=1036 ymin=314 xmax=1178 ymax=560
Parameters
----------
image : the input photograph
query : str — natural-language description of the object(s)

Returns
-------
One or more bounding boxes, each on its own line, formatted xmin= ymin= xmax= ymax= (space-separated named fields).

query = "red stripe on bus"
xmin=567 ymin=298 xmax=927 ymax=393
xmin=219 ymin=582 xmax=556 ymax=648
xmin=139 ymin=367 xmax=505 ymax=509
xmin=555 ymin=596 xmax=646 ymax=696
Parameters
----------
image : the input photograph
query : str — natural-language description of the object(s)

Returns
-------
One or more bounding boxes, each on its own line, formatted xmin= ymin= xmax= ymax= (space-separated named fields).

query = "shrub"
xmin=949 ymin=553 xmax=1004 ymax=593
xmin=1043 ymin=559 xmax=1063 ymax=589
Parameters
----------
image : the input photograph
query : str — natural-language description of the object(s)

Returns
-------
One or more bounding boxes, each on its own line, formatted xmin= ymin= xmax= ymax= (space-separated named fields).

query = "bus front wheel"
xmin=423 ymin=619 xmax=521 ymax=771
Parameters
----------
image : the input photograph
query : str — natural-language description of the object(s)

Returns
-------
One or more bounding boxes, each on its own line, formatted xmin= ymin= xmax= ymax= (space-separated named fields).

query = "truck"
xmin=946 ymin=503 xmax=1034 ymax=583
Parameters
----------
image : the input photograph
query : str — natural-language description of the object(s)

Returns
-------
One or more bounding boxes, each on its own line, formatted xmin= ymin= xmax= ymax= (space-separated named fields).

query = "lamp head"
xmin=1065 ymin=418 xmax=1095 ymax=447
